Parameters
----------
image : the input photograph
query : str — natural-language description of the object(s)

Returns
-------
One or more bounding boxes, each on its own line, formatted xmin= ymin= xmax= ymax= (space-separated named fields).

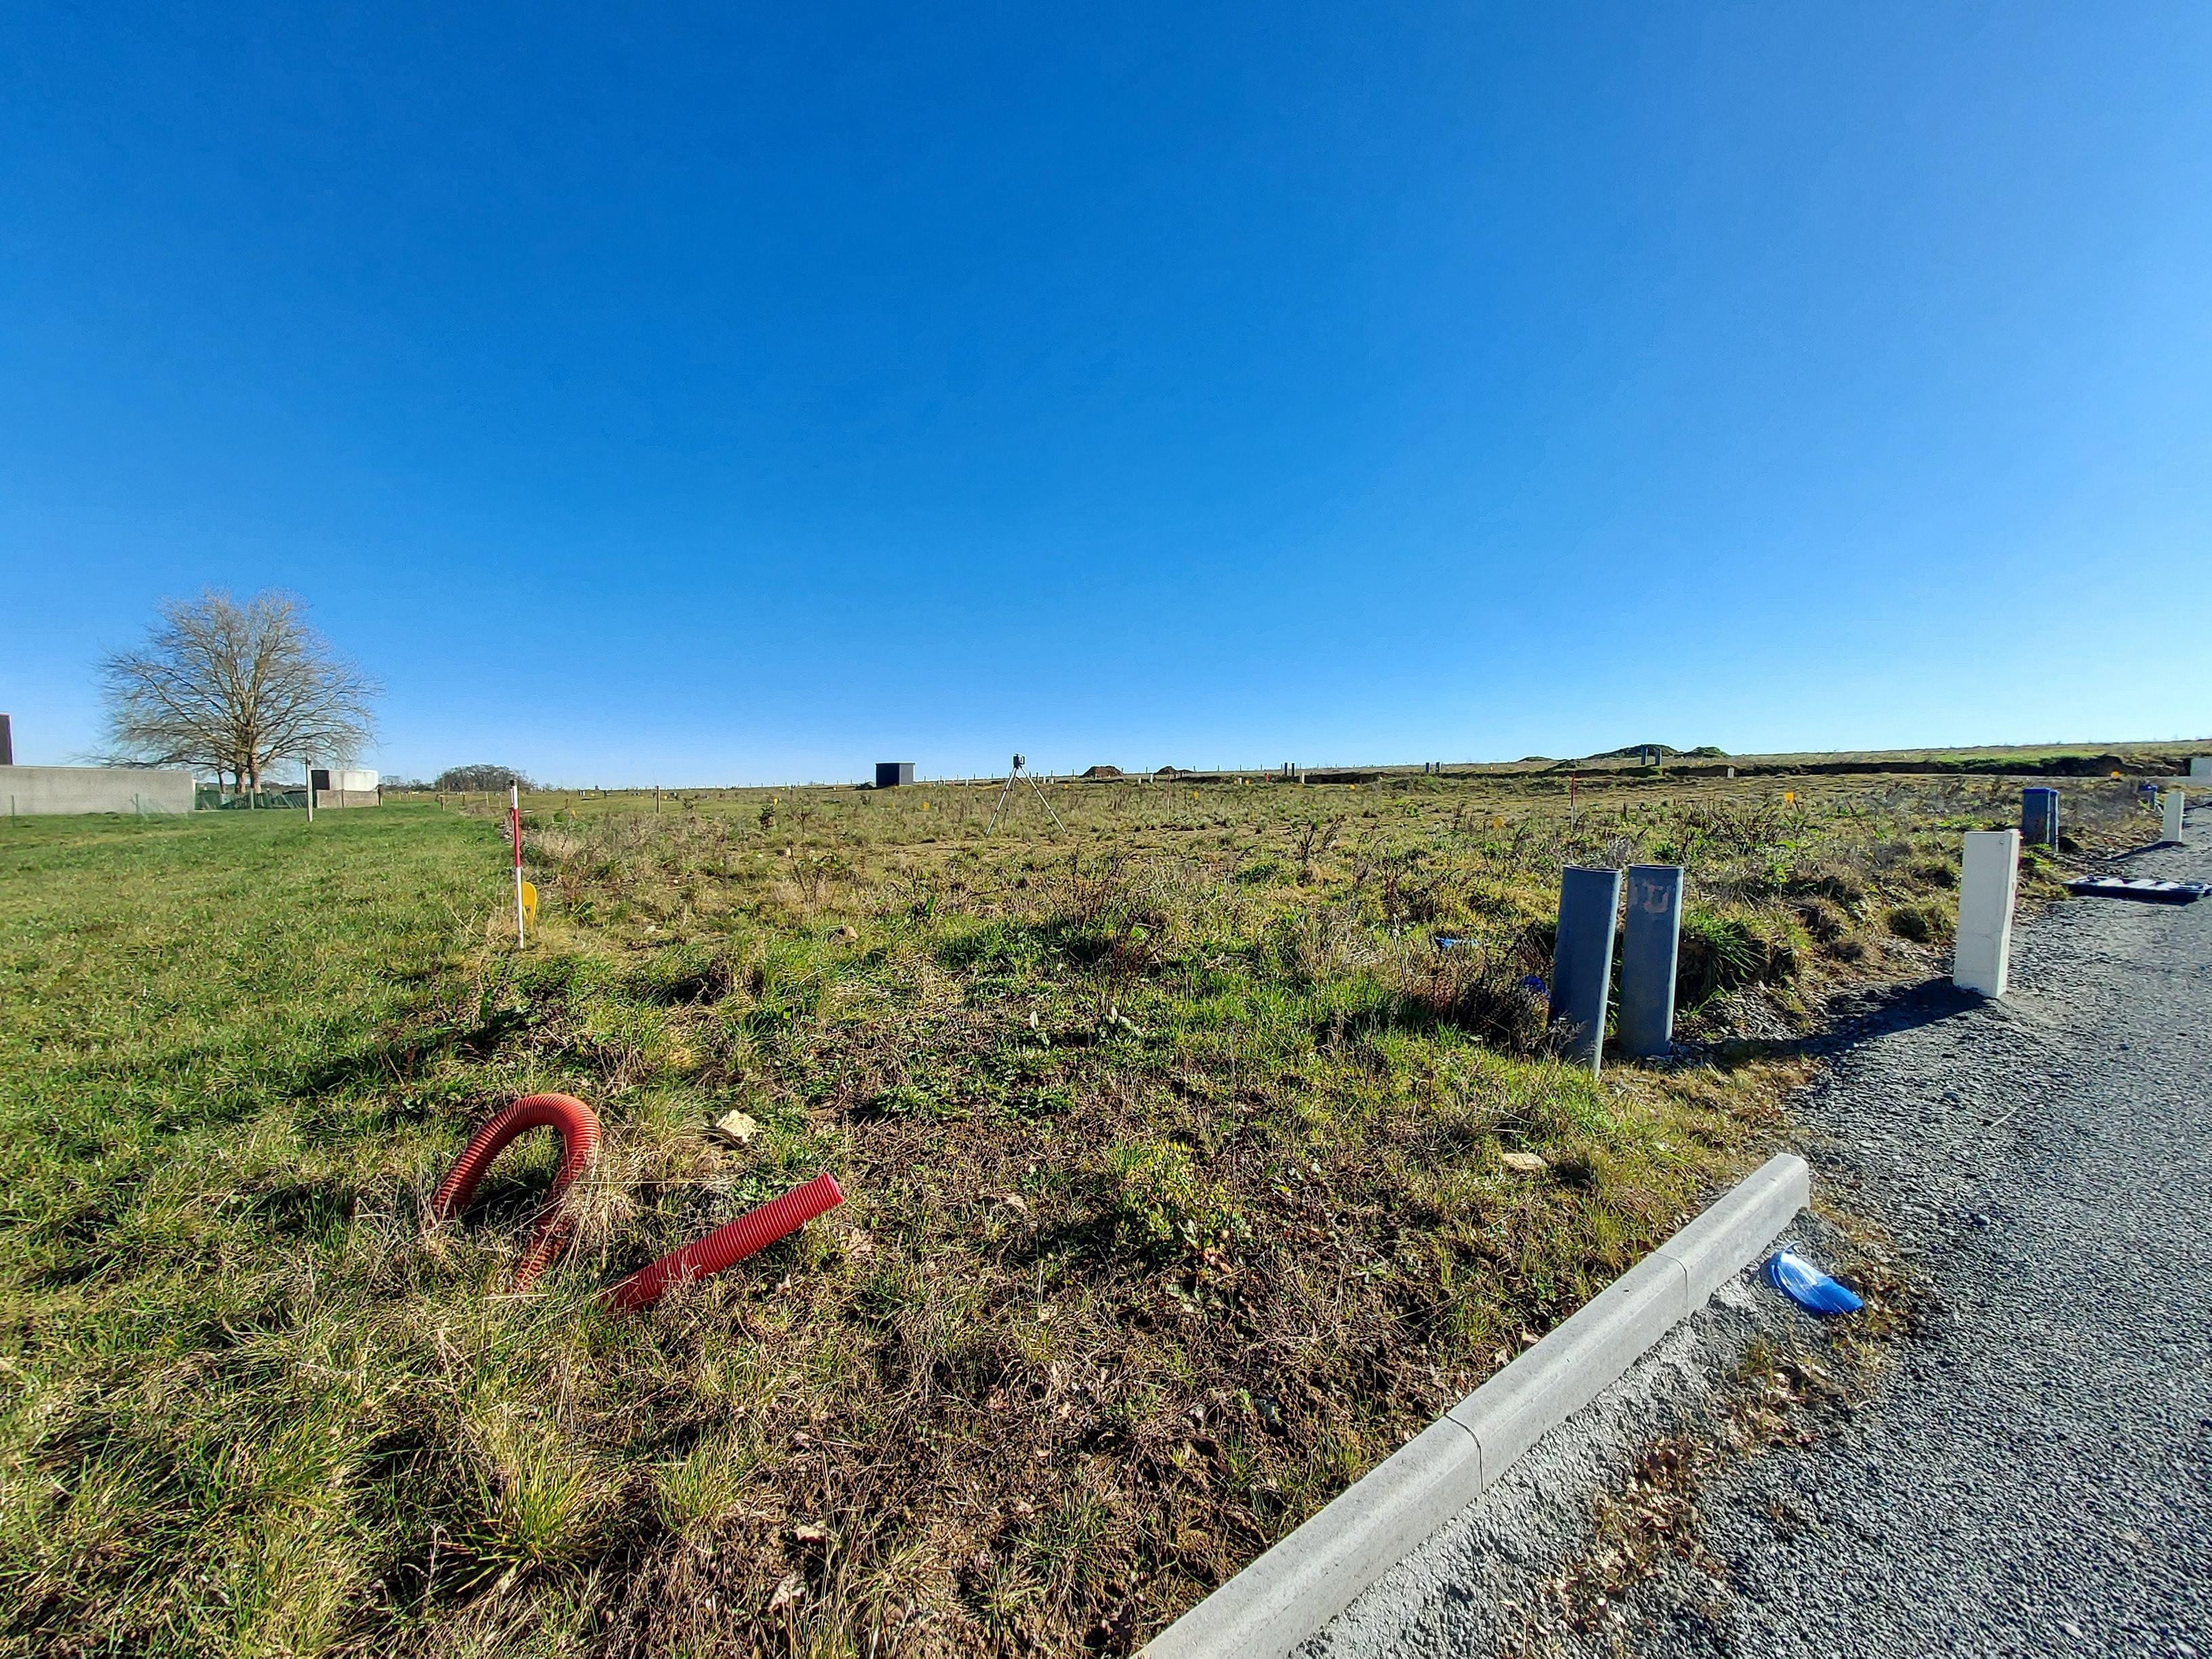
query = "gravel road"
xmin=1310 ymin=823 xmax=2212 ymax=1659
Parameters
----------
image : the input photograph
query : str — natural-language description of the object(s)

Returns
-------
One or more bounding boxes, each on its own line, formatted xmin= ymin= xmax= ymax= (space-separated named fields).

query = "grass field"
xmin=0 ymin=767 xmax=2160 ymax=1656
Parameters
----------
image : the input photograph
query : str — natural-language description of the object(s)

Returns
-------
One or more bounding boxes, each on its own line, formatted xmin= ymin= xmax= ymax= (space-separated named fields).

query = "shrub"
xmin=1676 ymin=911 xmax=1767 ymax=1007
xmin=434 ymin=763 xmax=533 ymax=792
xmin=1886 ymin=901 xmax=1952 ymax=943
xmin=1400 ymin=949 xmax=1549 ymax=1054
xmin=1794 ymin=897 xmax=1849 ymax=946
xmin=1105 ymin=1141 xmax=1244 ymax=1263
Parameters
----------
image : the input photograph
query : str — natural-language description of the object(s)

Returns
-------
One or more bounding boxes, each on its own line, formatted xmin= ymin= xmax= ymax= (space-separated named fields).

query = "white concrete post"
xmin=1954 ymin=830 xmax=2020 ymax=998
xmin=2163 ymin=788 xmax=2186 ymax=843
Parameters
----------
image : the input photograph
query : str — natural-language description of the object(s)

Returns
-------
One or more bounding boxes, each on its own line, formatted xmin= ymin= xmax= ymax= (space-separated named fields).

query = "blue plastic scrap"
xmin=1763 ymin=1249 xmax=1865 ymax=1316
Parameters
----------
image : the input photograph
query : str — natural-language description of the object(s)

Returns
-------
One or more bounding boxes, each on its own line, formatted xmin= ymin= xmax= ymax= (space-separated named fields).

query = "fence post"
xmin=1618 ymin=865 xmax=1684 ymax=1059
xmin=1551 ymin=866 xmax=1622 ymax=1073
xmin=1954 ymin=830 xmax=2020 ymax=998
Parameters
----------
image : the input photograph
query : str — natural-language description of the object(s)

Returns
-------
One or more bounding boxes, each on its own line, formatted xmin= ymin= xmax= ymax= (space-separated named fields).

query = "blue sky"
xmin=5 ymin=3 xmax=2208 ymax=785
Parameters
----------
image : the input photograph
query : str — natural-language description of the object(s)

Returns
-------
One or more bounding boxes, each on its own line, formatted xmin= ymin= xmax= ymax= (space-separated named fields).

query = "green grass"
xmin=0 ymin=772 xmax=2158 ymax=1656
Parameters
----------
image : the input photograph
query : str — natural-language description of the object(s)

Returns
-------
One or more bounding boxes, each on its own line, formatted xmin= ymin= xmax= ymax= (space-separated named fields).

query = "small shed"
xmin=311 ymin=768 xmax=381 ymax=808
xmin=875 ymin=762 xmax=916 ymax=788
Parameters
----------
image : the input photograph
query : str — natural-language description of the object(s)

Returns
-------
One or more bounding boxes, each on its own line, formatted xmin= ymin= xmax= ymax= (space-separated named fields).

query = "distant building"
xmin=874 ymin=762 xmax=915 ymax=788
xmin=0 ymin=714 xmax=195 ymax=814
xmin=1 ymin=765 xmax=194 ymax=816
xmin=312 ymin=768 xmax=381 ymax=808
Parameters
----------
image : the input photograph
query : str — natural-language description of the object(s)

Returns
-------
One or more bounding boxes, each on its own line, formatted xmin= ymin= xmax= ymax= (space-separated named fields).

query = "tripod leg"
xmin=987 ymin=770 xmax=1019 ymax=834
xmin=1023 ymin=766 xmax=1067 ymax=833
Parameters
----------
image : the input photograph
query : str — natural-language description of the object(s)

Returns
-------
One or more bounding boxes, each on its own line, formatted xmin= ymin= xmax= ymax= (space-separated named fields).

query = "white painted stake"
xmin=304 ymin=756 xmax=314 ymax=824
xmin=2163 ymin=788 xmax=2186 ymax=844
xmin=510 ymin=783 xmax=526 ymax=945
xmin=1954 ymin=829 xmax=2020 ymax=998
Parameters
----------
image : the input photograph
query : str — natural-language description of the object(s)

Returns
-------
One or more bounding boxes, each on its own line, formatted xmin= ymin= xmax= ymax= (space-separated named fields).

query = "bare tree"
xmin=101 ymin=590 xmax=380 ymax=798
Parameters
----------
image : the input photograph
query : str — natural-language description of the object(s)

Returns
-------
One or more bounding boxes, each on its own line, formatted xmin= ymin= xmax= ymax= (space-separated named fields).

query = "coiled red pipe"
xmin=430 ymin=1092 xmax=602 ymax=1291
xmin=607 ymin=1172 xmax=844 ymax=1311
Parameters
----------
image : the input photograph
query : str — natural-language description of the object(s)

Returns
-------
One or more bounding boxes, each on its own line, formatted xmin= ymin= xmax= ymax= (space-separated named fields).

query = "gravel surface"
xmin=1310 ymin=823 xmax=2212 ymax=1659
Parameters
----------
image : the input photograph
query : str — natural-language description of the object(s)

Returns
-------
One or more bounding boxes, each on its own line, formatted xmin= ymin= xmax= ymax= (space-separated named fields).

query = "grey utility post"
xmin=2020 ymin=787 xmax=2057 ymax=848
xmin=1550 ymin=865 xmax=1622 ymax=1073
xmin=1618 ymin=864 xmax=1685 ymax=1059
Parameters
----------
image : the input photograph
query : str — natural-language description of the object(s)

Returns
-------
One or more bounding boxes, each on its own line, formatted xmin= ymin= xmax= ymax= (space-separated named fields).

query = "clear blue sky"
xmin=5 ymin=3 xmax=2208 ymax=785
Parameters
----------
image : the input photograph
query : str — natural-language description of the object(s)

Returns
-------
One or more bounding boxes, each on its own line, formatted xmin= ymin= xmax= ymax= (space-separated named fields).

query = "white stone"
xmin=1141 ymin=1416 xmax=1483 ymax=1659
xmin=1141 ymin=1154 xmax=1812 ymax=1659
xmin=1657 ymin=1151 xmax=1811 ymax=1306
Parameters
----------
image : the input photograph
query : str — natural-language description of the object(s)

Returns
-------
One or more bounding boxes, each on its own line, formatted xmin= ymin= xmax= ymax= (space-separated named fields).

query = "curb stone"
xmin=1142 ymin=1152 xmax=1812 ymax=1659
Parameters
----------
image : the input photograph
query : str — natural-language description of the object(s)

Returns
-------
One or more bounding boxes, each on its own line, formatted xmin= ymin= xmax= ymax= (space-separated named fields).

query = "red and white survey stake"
xmin=510 ymin=783 xmax=526 ymax=945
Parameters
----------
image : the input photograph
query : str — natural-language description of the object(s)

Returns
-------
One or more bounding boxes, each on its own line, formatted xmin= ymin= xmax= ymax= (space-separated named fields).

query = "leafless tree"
xmin=100 ymin=590 xmax=380 ymax=798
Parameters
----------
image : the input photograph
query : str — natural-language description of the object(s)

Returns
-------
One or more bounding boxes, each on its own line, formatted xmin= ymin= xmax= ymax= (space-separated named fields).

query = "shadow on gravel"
xmin=2091 ymin=838 xmax=2179 ymax=862
xmin=1690 ymin=977 xmax=1980 ymax=1071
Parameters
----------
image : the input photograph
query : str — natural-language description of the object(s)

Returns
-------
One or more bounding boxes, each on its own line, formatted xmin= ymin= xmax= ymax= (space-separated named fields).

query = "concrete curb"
xmin=1142 ymin=1151 xmax=1811 ymax=1659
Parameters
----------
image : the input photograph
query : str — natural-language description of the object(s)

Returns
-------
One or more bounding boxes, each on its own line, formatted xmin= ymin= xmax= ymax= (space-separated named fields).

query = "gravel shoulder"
xmin=1307 ymin=824 xmax=2212 ymax=1659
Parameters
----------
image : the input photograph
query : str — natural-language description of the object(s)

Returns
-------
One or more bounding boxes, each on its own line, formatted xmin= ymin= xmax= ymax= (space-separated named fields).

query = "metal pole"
xmin=1021 ymin=764 xmax=1067 ymax=833
xmin=511 ymin=783 xmax=526 ymax=945
xmin=986 ymin=759 xmax=1021 ymax=834
xmin=1618 ymin=865 xmax=1684 ymax=1059
xmin=305 ymin=758 xmax=314 ymax=825
xmin=1550 ymin=865 xmax=1621 ymax=1073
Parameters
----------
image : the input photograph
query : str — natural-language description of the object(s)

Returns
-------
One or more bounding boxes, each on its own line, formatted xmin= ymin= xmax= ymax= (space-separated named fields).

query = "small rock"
xmin=712 ymin=1110 xmax=760 ymax=1145
xmin=996 ymin=1193 xmax=1030 ymax=1214
xmin=1501 ymin=1151 xmax=1550 ymax=1174
xmin=792 ymin=1523 xmax=828 ymax=1545
xmin=768 ymin=1572 xmax=803 ymax=1612
xmin=831 ymin=924 xmax=859 ymax=942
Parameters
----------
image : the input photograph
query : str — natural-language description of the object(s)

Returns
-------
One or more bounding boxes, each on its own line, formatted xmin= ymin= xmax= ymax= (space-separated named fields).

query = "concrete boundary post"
xmin=2164 ymin=789 xmax=2187 ymax=844
xmin=1954 ymin=829 xmax=2020 ymax=998
xmin=1618 ymin=865 xmax=1684 ymax=1059
xmin=1550 ymin=866 xmax=1622 ymax=1072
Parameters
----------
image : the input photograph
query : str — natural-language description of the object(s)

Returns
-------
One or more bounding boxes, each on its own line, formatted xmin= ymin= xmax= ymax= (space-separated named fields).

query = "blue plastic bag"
xmin=1764 ymin=1248 xmax=1864 ymax=1315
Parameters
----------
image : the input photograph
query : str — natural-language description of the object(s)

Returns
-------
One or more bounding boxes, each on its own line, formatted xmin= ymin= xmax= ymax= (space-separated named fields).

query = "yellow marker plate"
xmin=520 ymin=880 xmax=539 ymax=923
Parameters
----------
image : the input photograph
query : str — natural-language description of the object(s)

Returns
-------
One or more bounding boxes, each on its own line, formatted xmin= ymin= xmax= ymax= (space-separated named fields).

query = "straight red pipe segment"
xmin=608 ymin=1172 xmax=844 ymax=1311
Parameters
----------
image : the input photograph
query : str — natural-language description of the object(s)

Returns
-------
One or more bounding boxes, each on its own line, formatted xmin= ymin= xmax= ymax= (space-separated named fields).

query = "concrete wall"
xmin=1 ymin=765 xmax=197 ymax=816
xmin=314 ymin=788 xmax=381 ymax=809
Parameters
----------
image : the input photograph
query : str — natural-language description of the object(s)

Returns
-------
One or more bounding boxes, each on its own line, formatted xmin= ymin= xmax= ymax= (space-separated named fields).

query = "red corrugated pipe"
xmin=430 ymin=1092 xmax=602 ymax=1291
xmin=607 ymin=1172 xmax=844 ymax=1311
